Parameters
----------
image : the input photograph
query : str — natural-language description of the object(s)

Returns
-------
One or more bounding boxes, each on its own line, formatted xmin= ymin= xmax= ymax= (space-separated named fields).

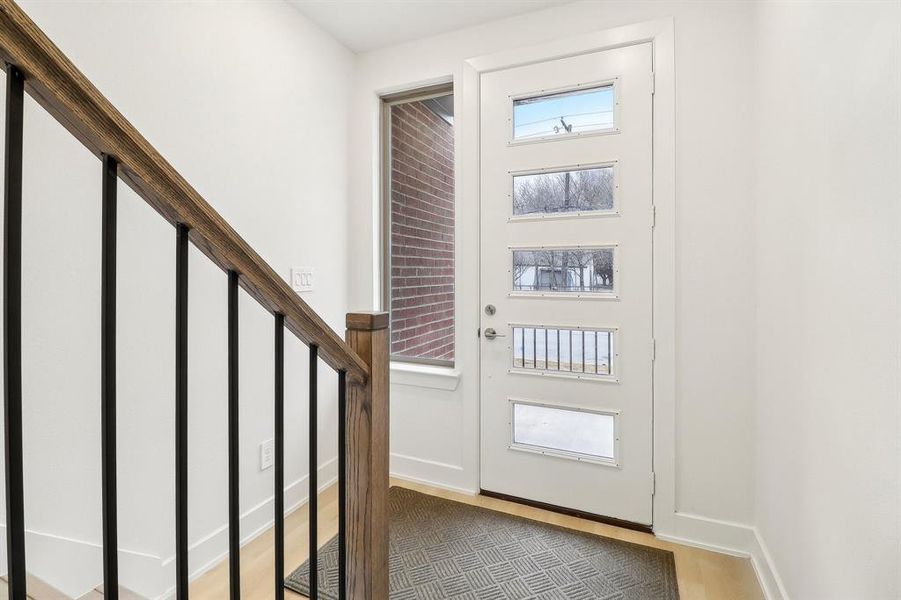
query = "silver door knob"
xmin=483 ymin=328 xmax=505 ymax=340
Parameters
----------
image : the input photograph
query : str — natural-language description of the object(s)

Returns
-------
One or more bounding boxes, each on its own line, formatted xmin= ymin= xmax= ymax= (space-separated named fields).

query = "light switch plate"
xmin=260 ymin=439 xmax=274 ymax=471
xmin=291 ymin=267 xmax=314 ymax=293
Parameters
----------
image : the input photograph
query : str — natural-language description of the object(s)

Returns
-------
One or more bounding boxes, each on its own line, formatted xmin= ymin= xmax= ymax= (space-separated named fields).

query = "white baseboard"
xmin=389 ymin=452 xmax=475 ymax=495
xmin=656 ymin=512 xmax=788 ymax=600
xmin=656 ymin=511 xmax=756 ymax=557
xmin=390 ymin=471 xmax=477 ymax=497
xmin=155 ymin=456 xmax=339 ymax=599
xmin=748 ymin=527 xmax=789 ymax=600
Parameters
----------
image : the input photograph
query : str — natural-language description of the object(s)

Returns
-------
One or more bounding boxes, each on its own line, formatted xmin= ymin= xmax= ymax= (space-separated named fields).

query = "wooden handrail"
xmin=0 ymin=0 xmax=369 ymax=384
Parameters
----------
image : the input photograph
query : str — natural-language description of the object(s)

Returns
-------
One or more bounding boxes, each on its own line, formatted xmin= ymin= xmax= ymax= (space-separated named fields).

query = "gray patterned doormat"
xmin=285 ymin=486 xmax=678 ymax=599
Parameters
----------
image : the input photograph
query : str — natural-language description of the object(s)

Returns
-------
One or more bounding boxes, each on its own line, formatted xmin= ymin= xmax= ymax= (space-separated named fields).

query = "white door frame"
xmin=460 ymin=17 xmax=675 ymax=533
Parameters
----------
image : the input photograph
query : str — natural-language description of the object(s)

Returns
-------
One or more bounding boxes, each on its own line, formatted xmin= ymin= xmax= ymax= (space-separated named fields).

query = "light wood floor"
xmin=191 ymin=478 xmax=764 ymax=600
xmin=0 ymin=480 xmax=763 ymax=599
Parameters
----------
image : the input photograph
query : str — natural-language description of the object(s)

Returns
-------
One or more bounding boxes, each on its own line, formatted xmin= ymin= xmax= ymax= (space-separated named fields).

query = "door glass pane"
xmin=512 ymin=326 xmax=613 ymax=376
xmin=513 ymin=165 xmax=614 ymax=216
xmin=513 ymin=402 xmax=615 ymax=460
xmin=512 ymin=247 xmax=614 ymax=293
xmin=513 ymin=84 xmax=614 ymax=140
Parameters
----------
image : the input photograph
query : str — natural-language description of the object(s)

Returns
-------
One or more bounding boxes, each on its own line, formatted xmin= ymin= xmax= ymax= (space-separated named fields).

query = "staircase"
xmin=2 ymin=576 xmax=143 ymax=599
xmin=78 ymin=585 xmax=143 ymax=600
xmin=1 ymin=574 xmax=66 ymax=599
xmin=0 ymin=0 xmax=389 ymax=598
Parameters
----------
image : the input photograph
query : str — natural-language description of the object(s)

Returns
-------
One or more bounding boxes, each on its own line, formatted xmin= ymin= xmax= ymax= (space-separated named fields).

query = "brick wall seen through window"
xmin=388 ymin=93 xmax=455 ymax=362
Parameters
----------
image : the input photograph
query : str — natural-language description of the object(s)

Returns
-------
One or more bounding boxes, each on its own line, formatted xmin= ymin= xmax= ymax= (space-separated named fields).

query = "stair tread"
xmin=90 ymin=584 xmax=145 ymax=599
xmin=1 ymin=574 xmax=69 ymax=599
xmin=1 ymin=576 xmax=145 ymax=600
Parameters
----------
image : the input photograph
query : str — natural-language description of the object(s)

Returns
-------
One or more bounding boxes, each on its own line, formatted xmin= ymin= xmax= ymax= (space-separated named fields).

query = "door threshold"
xmin=479 ymin=489 xmax=653 ymax=534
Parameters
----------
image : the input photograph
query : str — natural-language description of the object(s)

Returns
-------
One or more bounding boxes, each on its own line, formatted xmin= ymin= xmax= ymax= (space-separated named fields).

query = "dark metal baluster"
xmin=309 ymin=344 xmax=319 ymax=599
xmin=101 ymin=154 xmax=119 ymax=600
xmin=520 ymin=329 xmax=525 ymax=370
xmin=532 ymin=328 xmax=536 ymax=370
xmin=3 ymin=62 xmax=26 ymax=600
xmin=228 ymin=270 xmax=240 ymax=599
xmin=544 ymin=329 xmax=548 ymax=370
xmin=581 ymin=330 xmax=585 ymax=373
xmin=337 ymin=369 xmax=347 ymax=600
xmin=175 ymin=223 xmax=189 ymax=599
xmin=274 ymin=313 xmax=285 ymax=600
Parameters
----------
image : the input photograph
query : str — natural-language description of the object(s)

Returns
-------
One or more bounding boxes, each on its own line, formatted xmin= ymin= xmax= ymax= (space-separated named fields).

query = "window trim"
xmin=380 ymin=83 xmax=456 ymax=367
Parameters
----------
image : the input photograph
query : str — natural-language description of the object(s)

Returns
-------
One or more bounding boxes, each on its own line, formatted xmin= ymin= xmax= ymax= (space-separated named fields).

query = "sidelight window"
xmin=382 ymin=85 xmax=455 ymax=365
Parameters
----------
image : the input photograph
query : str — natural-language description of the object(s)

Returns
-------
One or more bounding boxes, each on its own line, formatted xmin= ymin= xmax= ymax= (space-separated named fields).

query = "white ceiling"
xmin=287 ymin=0 xmax=572 ymax=53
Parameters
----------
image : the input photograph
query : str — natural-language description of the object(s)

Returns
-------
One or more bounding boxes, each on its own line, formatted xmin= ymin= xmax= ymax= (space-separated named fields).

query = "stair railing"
xmin=0 ymin=1 xmax=389 ymax=598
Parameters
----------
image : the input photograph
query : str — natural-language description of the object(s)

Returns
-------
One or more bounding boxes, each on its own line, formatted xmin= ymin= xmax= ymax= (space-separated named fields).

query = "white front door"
xmin=479 ymin=43 xmax=655 ymax=525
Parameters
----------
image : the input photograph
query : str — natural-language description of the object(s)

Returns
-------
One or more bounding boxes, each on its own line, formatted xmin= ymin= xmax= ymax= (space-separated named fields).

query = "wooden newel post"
xmin=344 ymin=311 xmax=390 ymax=600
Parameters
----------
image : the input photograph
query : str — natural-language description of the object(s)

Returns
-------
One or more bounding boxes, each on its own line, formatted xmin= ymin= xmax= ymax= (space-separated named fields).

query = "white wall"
xmin=0 ymin=1 xmax=353 ymax=597
xmin=349 ymin=0 xmax=759 ymax=525
xmin=754 ymin=1 xmax=901 ymax=599
xmin=351 ymin=5 xmax=901 ymax=596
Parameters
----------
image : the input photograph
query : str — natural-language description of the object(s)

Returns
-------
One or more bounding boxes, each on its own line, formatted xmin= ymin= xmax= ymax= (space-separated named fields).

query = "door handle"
xmin=483 ymin=328 xmax=506 ymax=340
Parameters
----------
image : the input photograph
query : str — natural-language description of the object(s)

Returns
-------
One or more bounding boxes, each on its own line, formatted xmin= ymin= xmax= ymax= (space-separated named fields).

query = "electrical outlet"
xmin=291 ymin=267 xmax=314 ymax=293
xmin=260 ymin=439 xmax=274 ymax=471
